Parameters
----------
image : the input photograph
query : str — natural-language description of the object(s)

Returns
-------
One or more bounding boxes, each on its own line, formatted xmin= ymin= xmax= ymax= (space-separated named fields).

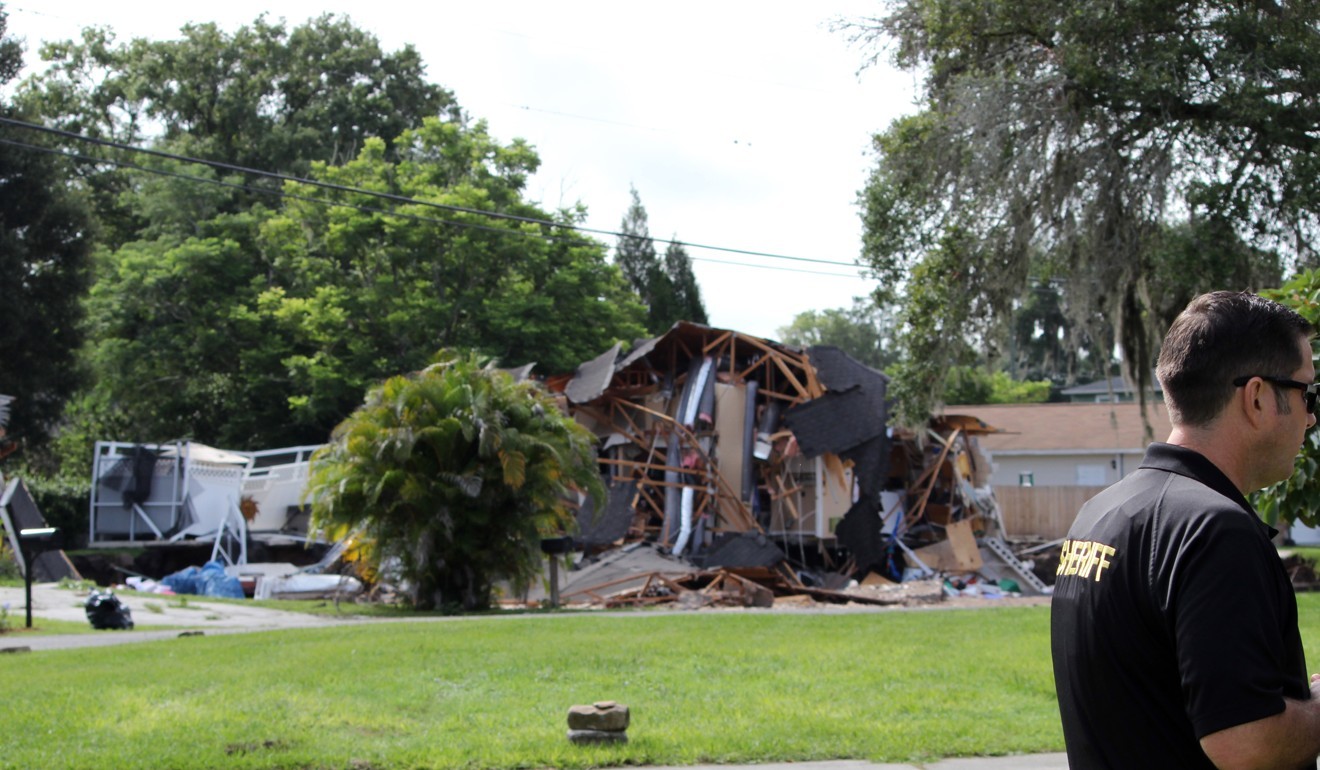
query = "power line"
xmin=0 ymin=115 xmax=868 ymax=270
xmin=0 ymin=133 xmax=868 ymax=280
xmin=0 ymin=137 xmax=579 ymax=243
xmin=689 ymin=254 xmax=863 ymax=279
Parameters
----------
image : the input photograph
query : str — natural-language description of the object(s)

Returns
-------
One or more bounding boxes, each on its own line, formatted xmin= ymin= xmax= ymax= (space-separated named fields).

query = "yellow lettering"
xmin=1065 ymin=540 xmax=1084 ymax=575
xmin=1077 ymin=541 xmax=1099 ymax=579
xmin=1056 ymin=539 xmax=1118 ymax=584
xmin=1092 ymin=545 xmax=1116 ymax=582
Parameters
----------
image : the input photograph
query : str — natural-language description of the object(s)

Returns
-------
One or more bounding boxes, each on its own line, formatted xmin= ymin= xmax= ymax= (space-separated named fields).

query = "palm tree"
xmin=305 ymin=351 xmax=603 ymax=610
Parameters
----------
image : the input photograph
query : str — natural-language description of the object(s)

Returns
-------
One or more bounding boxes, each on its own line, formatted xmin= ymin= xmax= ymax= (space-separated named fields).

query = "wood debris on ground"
xmin=519 ymin=322 xmax=1053 ymax=610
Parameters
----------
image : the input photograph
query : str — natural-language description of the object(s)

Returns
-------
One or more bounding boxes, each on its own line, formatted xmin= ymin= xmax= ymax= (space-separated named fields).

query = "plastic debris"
xmin=160 ymin=560 xmax=245 ymax=599
xmin=85 ymin=590 xmax=135 ymax=630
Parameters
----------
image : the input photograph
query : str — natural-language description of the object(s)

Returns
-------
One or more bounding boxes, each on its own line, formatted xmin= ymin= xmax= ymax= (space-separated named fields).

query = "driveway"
xmin=0 ymin=582 xmax=373 ymax=651
xmin=0 ymin=580 xmax=1053 ymax=652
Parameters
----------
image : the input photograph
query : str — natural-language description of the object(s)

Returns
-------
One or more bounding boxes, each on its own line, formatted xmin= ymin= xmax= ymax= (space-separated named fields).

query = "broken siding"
xmin=554 ymin=327 xmax=1029 ymax=592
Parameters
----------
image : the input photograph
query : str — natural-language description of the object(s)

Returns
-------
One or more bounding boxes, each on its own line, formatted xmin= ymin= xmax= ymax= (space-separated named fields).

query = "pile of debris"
xmin=49 ymin=321 xmax=1049 ymax=611
xmin=522 ymin=322 xmax=1048 ymax=610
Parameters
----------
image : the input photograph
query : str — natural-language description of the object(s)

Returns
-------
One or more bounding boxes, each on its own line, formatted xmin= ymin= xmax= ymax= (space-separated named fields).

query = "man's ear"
xmin=1239 ymin=377 xmax=1269 ymax=428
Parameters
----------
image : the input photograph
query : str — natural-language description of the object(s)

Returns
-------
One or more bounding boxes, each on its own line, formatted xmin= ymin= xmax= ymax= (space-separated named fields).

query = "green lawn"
xmin=1287 ymin=546 xmax=1320 ymax=564
xmin=0 ymin=606 xmax=1059 ymax=769
xmin=2 ymin=596 xmax=1318 ymax=770
xmin=0 ymin=616 xmax=100 ymax=636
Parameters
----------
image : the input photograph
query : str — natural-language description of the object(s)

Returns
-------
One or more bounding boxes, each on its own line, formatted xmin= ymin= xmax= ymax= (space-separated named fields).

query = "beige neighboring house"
xmin=948 ymin=400 xmax=1320 ymax=544
xmin=942 ymin=402 xmax=1174 ymax=538
xmin=947 ymin=401 xmax=1173 ymax=489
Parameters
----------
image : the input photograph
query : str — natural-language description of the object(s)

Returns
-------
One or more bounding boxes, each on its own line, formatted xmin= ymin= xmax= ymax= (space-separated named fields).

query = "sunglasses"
xmin=1233 ymin=375 xmax=1320 ymax=415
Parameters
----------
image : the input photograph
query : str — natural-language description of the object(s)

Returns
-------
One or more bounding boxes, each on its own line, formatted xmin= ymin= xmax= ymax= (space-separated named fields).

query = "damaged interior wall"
xmin=559 ymin=325 xmax=842 ymax=559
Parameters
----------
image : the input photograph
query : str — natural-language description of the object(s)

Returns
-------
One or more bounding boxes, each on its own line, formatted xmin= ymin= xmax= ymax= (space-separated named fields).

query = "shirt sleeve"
xmin=1168 ymin=509 xmax=1292 ymax=738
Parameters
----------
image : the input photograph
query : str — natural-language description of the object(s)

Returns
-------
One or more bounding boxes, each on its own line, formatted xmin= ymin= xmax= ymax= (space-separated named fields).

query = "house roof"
xmin=944 ymin=401 xmax=1173 ymax=453
xmin=1060 ymin=375 xmax=1162 ymax=396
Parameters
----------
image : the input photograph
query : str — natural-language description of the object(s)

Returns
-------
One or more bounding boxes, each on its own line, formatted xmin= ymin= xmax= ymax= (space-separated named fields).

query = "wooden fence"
xmin=994 ymin=485 xmax=1107 ymax=540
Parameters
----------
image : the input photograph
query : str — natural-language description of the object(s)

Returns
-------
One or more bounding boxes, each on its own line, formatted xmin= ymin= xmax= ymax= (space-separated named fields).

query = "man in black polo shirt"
xmin=1052 ymin=291 xmax=1320 ymax=769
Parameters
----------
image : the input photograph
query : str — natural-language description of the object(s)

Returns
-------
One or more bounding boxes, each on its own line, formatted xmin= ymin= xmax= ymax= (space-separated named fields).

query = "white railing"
xmin=88 ymin=441 xmax=325 ymax=561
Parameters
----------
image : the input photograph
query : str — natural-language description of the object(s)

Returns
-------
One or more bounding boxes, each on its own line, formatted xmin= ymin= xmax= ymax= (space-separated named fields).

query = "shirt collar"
xmin=1140 ymin=442 xmax=1278 ymax=537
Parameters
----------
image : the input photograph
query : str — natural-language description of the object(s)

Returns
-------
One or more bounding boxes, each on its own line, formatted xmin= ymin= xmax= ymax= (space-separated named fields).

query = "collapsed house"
xmin=544 ymin=322 xmax=1046 ymax=608
xmin=85 ymin=442 xmax=323 ymax=570
xmin=62 ymin=322 xmax=1044 ymax=606
xmin=76 ymin=442 xmax=358 ymax=597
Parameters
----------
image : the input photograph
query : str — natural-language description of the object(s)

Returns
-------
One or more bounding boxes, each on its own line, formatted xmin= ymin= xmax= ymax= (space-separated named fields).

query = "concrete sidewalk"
xmin=0 ymin=581 xmax=381 ymax=650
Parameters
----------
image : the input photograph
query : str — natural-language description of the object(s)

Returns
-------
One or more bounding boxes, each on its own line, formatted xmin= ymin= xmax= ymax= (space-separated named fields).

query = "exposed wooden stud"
xmin=904 ymin=428 xmax=962 ymax=530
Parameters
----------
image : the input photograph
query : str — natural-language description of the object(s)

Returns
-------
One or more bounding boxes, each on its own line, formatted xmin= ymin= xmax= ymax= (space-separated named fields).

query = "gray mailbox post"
xmin=539 ymin=536 xmax=574 ymax=608
xmin=18 ymin=527 xmax=58 ymax=628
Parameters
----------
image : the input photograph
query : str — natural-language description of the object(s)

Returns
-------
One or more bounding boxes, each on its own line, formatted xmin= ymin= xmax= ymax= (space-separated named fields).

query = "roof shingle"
xmin=944 ymin=402 xmax=1173 ymax=453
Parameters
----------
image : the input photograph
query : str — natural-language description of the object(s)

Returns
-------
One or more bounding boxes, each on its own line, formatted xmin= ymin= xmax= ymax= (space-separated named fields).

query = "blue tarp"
xmin=160 ymin=560 xmax=245 ymax=599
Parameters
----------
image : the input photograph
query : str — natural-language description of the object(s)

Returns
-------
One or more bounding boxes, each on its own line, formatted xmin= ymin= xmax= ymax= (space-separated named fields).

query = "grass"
xmin=0 ymin=616 xmax=102 ymax=636
xmin=196 ymin=594 xmax=426 ymax=618
xmin=2 ymin=590 xmax=1317 ymax=769
xmin=0 ymin=605 xmax=1064 ymax=770
xmin=1287 ymin=545 xmax=1320 ymax=564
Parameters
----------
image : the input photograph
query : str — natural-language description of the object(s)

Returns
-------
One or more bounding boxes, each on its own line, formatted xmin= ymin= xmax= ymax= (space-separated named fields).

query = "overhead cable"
xmin=0 ymin=132 xmax=865 ymax=280
xmin=0 ymin=115 xmax=868 ymax=270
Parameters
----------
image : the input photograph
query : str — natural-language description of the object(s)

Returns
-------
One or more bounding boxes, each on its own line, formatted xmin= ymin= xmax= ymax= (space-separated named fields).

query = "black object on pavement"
xmin=85 ymin=590 xmax=134 ymax=630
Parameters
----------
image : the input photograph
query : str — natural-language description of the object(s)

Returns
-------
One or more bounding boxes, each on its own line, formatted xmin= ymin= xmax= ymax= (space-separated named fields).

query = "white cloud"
xmin=9 ymin=0 xmax=916 ymax=339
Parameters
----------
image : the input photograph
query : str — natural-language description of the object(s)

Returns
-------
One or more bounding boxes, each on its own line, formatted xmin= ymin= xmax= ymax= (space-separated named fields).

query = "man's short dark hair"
xmin=1157 ymin=291 xmax=1314 ymax=426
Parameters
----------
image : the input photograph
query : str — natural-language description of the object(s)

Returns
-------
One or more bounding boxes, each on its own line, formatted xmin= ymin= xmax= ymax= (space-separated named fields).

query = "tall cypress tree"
xmin=663 ymin=240 xmax=707 ymax=326
xmin=615 ymin=187 xmax=708 ymax=333
xmin=615 ymin=186 xmax=659 ymax=301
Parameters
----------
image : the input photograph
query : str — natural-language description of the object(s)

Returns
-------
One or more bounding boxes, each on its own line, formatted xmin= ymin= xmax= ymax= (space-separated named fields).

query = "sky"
xmin=8 ymin=1 xmax=919 ymax=340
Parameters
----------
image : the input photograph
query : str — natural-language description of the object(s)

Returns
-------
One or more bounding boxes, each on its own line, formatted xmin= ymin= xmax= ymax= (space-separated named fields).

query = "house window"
xmin=1076 ymin=464 xmax=1107 ymax=485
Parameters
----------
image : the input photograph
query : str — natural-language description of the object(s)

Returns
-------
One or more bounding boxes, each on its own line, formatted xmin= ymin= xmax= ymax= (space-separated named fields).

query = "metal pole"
xmin=23 ymin=546 xmax=32 ymax=628
xmin=549 ymin=558 xmax=560 ymax=608
xmin=17 ymin=528 xmax=56 ymax=629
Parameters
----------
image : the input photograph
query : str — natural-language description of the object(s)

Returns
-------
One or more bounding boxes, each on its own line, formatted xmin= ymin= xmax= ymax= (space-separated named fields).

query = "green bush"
xmin=306 ymin=350 xmax=604 ymax=611
xmin=1258 ymin=273 xmax=1320 ymax=526
xmin=0 ymin=540 xmax=20 ymax=580
xmin=945 ymin=365 xmax=1053 ymax=405
xmin=10 ymin=469 xmax=90 ymax=544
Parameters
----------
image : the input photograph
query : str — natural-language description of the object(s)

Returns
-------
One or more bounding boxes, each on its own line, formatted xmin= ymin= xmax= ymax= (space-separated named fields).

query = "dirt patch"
xmin=225 ymin=739 xmax=287 ymax=755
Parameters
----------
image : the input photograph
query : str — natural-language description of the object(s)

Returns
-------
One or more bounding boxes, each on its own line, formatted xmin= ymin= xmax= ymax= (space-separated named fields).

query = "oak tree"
xmin=849 ymin=0 xmax=1317 ymax=423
